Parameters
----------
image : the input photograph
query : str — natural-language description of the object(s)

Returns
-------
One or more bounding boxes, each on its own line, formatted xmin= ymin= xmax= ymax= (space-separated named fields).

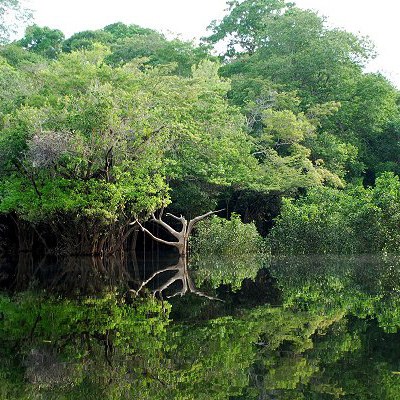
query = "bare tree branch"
xmin=188 ymin=289 xmax=224 ymax=302
xmin=165 ymin=213 xmax=185 ymax=222
xmin=131 ymin=220 xmax=178 ymax=247
xmin=186 ymin=274 xmax=224 ymax=302
xmin=150 ymin=214 xmax=180 ymax=237
xmin=130 ymin=208 xmax=224 ymax=257
xmin=137 ymin=265 xmax=179 ymax=292
xmin=137 ymin=257 xmax=224 ymax=302
xmin=187 ymin=209 xmax=225 ymax=235
xmin=155 ymin=273 xmax=186 ymax=297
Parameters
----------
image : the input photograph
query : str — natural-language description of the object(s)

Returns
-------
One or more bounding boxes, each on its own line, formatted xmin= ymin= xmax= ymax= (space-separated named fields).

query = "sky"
xmin=25 ymin=0 xmax=400 ymax=88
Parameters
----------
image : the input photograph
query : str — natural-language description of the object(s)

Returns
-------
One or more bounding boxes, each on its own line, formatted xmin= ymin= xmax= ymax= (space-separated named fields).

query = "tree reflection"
xmin=1 ymin=253 xmax=138 ymax=295
xmin=1 ymin=255 xmax=400 ymax=399
xmin=136 ymin=256 xmax=223 ymax=301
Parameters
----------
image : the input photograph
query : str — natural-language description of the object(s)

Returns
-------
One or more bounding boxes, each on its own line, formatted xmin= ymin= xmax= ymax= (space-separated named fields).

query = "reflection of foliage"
xmin=0 ymin=290 xmax=170 ymax=349
xmin=0 ymin=290 xmax=171 ymax=399
xmin=2 ymin=256 xmax=400 ymax=398
xmin=271 ymin=255 xmax=400 ymax=332
xmin=1 ymin=253 xmax=139 ymax=294
xmin=191 ymin=255 xmax=264 ymax=291
xmin=190 ymin=214 xmax=266 ymax=291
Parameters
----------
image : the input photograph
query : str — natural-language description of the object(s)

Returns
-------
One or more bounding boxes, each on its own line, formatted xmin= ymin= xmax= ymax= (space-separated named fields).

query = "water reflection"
xmin=1 ymin=254 xmax=400 ymax=399
xmin=135 ymin=256 xmax=223 ymax=301
xmin=0 ymin=254 xmax=138 ymax=294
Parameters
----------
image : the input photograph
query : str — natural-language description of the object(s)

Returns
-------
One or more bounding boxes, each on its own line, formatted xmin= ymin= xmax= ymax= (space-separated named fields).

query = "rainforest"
xmin=1 ymin=0 xmax=400 ymax=399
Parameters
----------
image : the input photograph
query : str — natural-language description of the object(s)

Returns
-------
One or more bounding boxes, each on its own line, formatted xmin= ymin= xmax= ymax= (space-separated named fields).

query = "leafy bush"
xmin=190 ymin=213 xmax=265 ymax=257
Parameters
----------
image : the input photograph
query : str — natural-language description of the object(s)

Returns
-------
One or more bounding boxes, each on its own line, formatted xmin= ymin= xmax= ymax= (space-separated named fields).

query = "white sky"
xmin=25 ymin=0 xmax=400 ymax=88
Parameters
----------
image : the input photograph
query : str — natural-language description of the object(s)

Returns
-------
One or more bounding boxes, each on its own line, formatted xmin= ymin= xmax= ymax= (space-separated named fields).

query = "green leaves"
xmin=18 ymin=25 xmax=64 ymax=59
xmin=206 ymin=0 xmax=293 ymax=57
xmin=191 ymin=213 xmax=264 ymax=257
xmin=270 ymin=173 xmax=400 ymax=254
xmin=208 ymin=0 xmax=396 ymax=189
xmin=0 ymin=45 xmax=262 ymax=253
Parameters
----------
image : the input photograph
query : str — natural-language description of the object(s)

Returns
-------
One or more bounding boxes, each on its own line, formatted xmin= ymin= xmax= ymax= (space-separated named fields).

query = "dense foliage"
xmin=190 ymin=213 xmax=266 ymax=289
xmin=0 ymin=44 xmax=258 ymax=253
xmin=0 ymin=0 xmax=399 ymax=255
xmin=2 ymin=2 xmax=400 ymax=398
xmin=190 ymin=213 xmax=265 ymax=257
xmin=270 ymin=172 xmax=400 ymax=254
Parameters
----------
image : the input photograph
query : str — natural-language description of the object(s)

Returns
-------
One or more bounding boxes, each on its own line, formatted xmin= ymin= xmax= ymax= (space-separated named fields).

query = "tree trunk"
xmin=132 ymin=208 xmax=224 ymax=257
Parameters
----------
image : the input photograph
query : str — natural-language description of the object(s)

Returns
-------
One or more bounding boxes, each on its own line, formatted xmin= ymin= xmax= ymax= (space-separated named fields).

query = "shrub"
xmin=190 ymin=213 xmax=265 ymax=257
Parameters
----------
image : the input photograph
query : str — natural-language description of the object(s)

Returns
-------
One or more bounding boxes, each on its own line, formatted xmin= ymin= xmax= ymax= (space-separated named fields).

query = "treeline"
xmin=0 ymin=0 xmax=399 ymax=255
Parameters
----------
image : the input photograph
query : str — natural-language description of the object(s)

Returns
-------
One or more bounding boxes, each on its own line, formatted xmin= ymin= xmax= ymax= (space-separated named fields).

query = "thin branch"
xmin=167 ymin=289 xmax=188 ymax=299
xmin=131 ymin=220 xmax=178 ymax=247
xmin=105 ymin=146 xmax=113 ymax=183
xmin=150 ymin=214 xmax=180 ymax=237
xmin=155 ymin=273 xmax=186 ymax=297
xmin=151 ymin=125 xmax=166 ymax=136
xmin=190 ymin=289 xmax=225 ymax=302
xmin=31 ymin=224 xmax=49 ymax=252
xmin=252 ymin=150 xmax=269 ymax=156
xmin=165 ymin=212 xmax=185 ymax=222
xmin=186 ymin=274 xmax=224 ymax=302
xmin=13 ymin=160 xmax=42 ymax=199
xmin=110 ymin=226 xmax=136 ymax=253
xmin=187 ymin=209 xmax=225 ymax=235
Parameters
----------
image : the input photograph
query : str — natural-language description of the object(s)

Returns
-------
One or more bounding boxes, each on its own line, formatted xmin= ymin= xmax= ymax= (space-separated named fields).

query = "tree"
xmin=0 ymin=48 xmax=259 ymax=255
xmin=62 ymin=29 xmax=113 ymax=52
xmin=0 ymin=47 xmax=171 ymax=254
xmin=0 ymin=55 xmax=30 ymax=117
xmin=61 ymin=22 xmax=157 ymax=53
xmin=106 ymin=33 xmax=212 ymax=76
xmin=269 ymin=172 xmax=400 ymax=254
xmin=206 ymin=0 xmax=391 ymax=186
xmin=18 ymin=24 xmax=64 ymax=58
xmin=206 ymin=0 xmax=293 ymax=57
xmin=208 ymin=2 xmax=373 ymax=105
xmin=134 ymin=208 xmax=224 ymax=257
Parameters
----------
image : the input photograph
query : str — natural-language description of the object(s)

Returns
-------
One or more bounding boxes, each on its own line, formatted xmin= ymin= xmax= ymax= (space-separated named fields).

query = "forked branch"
xmin=150 ymin=213 xmax=180 ymax=237
xmin=131 ymin=208 xmax=224 ymax=257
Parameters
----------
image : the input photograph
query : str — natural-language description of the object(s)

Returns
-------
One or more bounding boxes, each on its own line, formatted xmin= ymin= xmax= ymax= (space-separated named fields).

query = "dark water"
xmin=1 ymin=252 xmax=400 ymax=399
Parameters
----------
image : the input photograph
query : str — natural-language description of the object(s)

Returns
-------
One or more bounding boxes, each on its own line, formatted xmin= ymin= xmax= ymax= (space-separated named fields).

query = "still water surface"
xmin=1 ymin=253 xmax=400 ymax=399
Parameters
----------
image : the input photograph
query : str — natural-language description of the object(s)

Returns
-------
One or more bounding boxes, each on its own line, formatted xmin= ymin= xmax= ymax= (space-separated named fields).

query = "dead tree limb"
xmin=131 ymin=208 xmax=224 ymax=257
xmin=133 ymin=220 xmax=177 ymax=248
xmin=187 ymin=209 xmax=225 ymax=235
